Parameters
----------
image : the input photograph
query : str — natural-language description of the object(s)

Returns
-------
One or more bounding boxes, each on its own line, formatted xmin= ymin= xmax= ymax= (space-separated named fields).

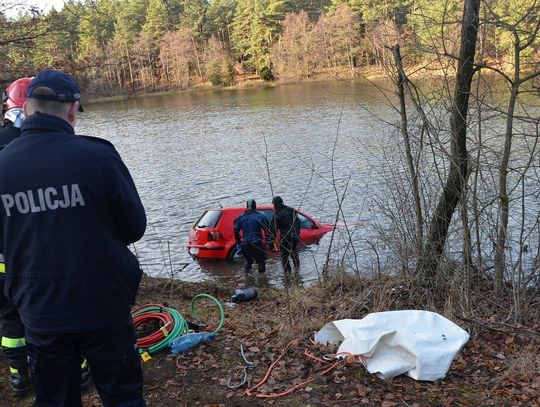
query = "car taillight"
xmin=207 ymin=232 xmax=223 ymax=241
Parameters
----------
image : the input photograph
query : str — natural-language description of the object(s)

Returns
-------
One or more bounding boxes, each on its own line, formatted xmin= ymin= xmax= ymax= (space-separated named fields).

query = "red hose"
xmin=132 ymin=304 xmax=176 ymax=349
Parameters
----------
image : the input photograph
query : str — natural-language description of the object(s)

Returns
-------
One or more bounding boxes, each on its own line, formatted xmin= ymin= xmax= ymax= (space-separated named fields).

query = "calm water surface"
xmin=76 ymin=80 xmax=400 ymax=287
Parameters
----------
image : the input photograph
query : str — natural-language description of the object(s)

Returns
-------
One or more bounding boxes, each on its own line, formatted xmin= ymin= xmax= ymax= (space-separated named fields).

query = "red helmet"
xmin=2 ymin=77 xmax=32 ymax=111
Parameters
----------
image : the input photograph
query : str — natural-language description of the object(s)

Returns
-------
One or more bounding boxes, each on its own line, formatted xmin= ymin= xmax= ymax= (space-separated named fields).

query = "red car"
xmin=187 ymin=205 xmax=333 ymax=260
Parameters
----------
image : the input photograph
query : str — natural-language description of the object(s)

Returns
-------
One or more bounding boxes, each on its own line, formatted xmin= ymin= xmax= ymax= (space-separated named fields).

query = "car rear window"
xmin=298 ymin=213 xmax=315 ymax=229
xmin=194 ymin=210 xmax=222 ymax=228
xmin=257 ymin=209 xmax=273 ymax=221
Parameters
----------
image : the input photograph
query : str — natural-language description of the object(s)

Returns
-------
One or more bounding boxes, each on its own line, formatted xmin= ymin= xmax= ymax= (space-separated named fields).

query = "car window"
xmin=194 ymin=210 xmax=222 ymax=228
xmin=298 ymin=213 xmax=315 ymax=229
xmin=257 ymin=209 xmax=273 ymax=222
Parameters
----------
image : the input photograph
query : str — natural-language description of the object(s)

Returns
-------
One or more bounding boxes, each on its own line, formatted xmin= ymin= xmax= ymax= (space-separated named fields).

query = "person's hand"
xmin=236 ymin=243 xmax=243 ymax=255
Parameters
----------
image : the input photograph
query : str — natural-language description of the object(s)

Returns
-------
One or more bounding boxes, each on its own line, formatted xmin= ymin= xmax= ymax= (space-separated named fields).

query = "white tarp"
xmin=314 ymin=310 xmax=469 ymax=381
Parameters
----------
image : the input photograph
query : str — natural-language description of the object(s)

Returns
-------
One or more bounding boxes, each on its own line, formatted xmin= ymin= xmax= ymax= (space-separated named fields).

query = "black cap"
xmin=26 ymin=69 xmax=83 ymax=112
xmin=247 ymin=199 xmax=256 ymax=210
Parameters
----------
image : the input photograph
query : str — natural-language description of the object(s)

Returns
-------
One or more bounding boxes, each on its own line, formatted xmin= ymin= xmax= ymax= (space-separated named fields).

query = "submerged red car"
xmin=187 ymin=205 xmax=333 ymax=260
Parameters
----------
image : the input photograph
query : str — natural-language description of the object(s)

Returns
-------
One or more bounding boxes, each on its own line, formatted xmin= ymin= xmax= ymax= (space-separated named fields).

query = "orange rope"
xmin=245 ymin=341 xmax=360 ymax=399
xmin=303 ymin=348 xmax=329 ymax=364
xmin=245 ymin=339 xmax=299 ymax=397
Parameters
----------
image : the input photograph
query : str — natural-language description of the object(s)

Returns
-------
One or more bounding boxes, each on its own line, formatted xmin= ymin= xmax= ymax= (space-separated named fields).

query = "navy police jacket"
xmin=0 ymin=120 xmax=21 ymax=147
xmin=0 ymin=113 xmax=146 ymax=334
xmin=234 ymin=210 xmax=270 ymax=245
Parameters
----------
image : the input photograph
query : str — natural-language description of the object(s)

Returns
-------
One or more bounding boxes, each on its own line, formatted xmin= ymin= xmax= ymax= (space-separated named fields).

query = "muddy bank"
xmin=1 ymin=274 xmax=538 ymax=406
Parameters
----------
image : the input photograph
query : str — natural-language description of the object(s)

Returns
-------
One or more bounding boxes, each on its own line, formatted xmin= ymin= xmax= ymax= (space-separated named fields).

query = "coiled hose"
xmin=131 ymin=293 xmax=225 ymax=355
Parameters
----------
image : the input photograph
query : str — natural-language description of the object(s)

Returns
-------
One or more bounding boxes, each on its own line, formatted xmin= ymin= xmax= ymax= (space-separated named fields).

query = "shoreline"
xmin=83 ymin=67 xmax=390 ymax=105
xmin=82 ymin=63 xmax=522 ymax=106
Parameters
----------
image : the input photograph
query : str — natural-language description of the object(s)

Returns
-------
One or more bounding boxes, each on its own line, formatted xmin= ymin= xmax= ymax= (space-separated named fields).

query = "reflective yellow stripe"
xmin=1 ymin=337 xmax=26 ymax=348
xmin=81 ymin=358 xmax=88 ymax=369
xmin=0 ymin=262 xmax=5 ymax=273
xmin=9 ymin=367 xmax=19 ymax=374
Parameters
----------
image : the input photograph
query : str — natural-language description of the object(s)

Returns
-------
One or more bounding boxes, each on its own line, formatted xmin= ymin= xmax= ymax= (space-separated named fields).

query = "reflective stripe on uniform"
xmin=1 ymin=337 xmax=26 ymax=348
xmin=81 ymin=358 xmax=88 ymax=369
xmin=0 ymin=263 xmax=4 ymax=273
xmin=9 ymin=366 xmax=19 ymax=375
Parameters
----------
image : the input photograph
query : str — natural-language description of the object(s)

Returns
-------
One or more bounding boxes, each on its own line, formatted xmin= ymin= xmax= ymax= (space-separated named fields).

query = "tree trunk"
xmin=126 ymin=46 xmax=135 ymax=91
xmin=494 ymin=83 xmax=518 ymax=295
xmin=416 ymin=0 xmax=481 ymax=278
xmin=392 ymin=44 xmax=424 ymax=256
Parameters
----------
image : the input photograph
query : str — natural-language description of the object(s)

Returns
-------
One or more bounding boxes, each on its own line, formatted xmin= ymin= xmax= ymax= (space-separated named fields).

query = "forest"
xmin=1 ymin=0 xmax=538 ymax=94
xmin=0 ymin=0 xmax=539 ymax=404
xmin=1 ymin=0 xmax=539 ymax=321
xmin=2 ymin=0 xmax=539 ymax=320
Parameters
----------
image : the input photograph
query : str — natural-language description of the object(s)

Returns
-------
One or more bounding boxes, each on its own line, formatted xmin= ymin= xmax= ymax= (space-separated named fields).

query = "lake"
xmin=76 ymin=78 xmax=540 ymax=287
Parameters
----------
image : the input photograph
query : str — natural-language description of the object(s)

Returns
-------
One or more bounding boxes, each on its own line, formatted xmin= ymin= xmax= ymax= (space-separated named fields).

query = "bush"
xmin=207 ymin=58 xmax=234 ymax=86
xmin=259 ymin=66 xmax=274 ymax=81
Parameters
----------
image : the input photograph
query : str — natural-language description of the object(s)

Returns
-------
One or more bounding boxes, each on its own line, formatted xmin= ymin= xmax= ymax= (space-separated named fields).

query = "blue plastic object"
xmin=170 ymin=332 xmax=215 ymax=355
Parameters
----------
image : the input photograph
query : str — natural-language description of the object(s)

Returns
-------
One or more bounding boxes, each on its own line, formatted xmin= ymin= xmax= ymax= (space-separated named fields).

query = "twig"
xmin=457 ymin=315 xmax=540 ymax=342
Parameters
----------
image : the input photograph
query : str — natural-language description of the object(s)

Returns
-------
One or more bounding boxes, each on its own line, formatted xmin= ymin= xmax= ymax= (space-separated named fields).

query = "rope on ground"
xmin=227 ymin=344 xmax=257 ymax=389
xmin=245 ymin=339 xmax=360 ymax=399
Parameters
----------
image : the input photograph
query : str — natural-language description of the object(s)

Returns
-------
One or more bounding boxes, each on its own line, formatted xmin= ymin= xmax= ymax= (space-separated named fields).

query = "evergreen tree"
xmin=77 ymin=0 xmax=117 ymax=61
xmin=143 ymin=0 xmax=169 ymax=46
xmin=178 ymin=0 xmax=209 ymax=39
xmin=231 ymin=0 xmax=291 ymax=76
xmin=32 ymin=8 xmax=79 ymax=69
xmin=206 ymin=0 xmax=236 ymax=42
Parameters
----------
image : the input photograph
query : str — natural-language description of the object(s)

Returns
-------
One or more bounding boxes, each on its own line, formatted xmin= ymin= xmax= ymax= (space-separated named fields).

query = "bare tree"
xmin=484 ymin=3 xmax=540 ymax=295
xmin=416 ymin=0 xmax=482 ymax=280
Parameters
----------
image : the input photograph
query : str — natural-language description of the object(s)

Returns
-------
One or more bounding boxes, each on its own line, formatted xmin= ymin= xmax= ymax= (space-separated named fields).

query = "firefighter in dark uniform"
xmin=1 ymin=77 xmax=31 ymax=146
xmin=270 ymin=196 xmax=301 ymax=285
xmin=0 ymin=77 xmax=33 ymax=395
xmin=234 ymin=199 xmax=271 ymax=273
xmin=0 ymin=69 xmax=147 ymax=406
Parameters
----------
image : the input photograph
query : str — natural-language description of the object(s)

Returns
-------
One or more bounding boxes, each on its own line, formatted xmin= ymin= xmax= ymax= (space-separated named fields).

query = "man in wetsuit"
xmin=270 ymin=196 xmax=301 ymax=285
xmin=234 ymin=199 xmax=271 ymax=273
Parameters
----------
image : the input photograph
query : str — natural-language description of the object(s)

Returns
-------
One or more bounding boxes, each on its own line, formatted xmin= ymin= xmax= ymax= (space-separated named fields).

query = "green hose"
xmin=134 ymin=293 xmax=225 ymax=355
xmin=191 ymin=293 xmax=225 ymax=335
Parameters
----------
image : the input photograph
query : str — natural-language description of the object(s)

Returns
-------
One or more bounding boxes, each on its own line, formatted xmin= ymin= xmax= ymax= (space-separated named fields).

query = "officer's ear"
xmin=66 ymin=102 xmax=78 ymax=127
xmin=22 ymin=100 xmax=31 ymax=117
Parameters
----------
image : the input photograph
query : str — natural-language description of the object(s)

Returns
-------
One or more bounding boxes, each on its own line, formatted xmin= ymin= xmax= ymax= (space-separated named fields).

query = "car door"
xmin=297 ymin=212 xmax=321 ymax=242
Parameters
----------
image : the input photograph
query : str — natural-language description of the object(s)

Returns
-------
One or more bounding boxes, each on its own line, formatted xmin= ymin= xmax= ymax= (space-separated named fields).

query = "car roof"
xmin=206 ymin=205 xmax=275 ymax=211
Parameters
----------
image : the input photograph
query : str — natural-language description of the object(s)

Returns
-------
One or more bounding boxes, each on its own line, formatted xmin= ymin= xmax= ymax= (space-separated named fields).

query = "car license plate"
xmin=189 ymin=247 xmax=199 ymax=255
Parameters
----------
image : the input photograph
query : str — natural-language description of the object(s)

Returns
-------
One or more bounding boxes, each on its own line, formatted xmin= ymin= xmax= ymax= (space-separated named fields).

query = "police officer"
xmin=0 ymin=69 xmax=147 ymax=406
xmin=0 ymin=76 xmax=92 ymax=397
xmin=234 ymin=199 xmax=271 ymax=273
xmin=270 ymin=196 xmax=301 ymax=285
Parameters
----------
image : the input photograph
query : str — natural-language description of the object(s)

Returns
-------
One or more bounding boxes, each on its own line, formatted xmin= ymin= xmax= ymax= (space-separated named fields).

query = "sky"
xmin=23 ymin=0 xmax=65 ymax=11
xmin=4 ymin=0 xmax=67 ymax=17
